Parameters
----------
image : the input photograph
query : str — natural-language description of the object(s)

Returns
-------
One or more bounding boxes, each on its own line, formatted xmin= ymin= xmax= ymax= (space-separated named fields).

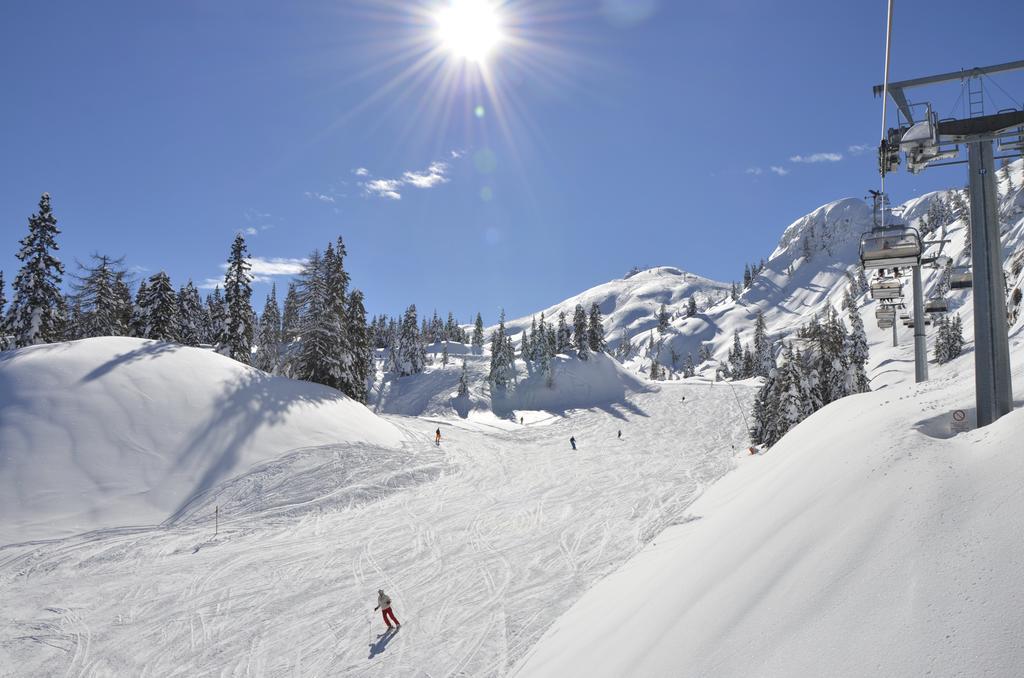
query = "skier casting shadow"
xmin=569 ymin=436 xmax=577 ymax=450
xmin=434 ymin=428 xmax=441 ymax=446
xmin=375 ymin=589 xmax=401 ymax=629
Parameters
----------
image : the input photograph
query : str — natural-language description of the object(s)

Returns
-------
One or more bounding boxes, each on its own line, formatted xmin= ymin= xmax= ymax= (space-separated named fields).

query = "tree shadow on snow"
xmin=0 ymin=356 xmax=17 ymax=454
xmin=450 ymin=393 xmax=471 ymax=419
xmin=595 ymin=399 xmax=650 ymax=421
xmin=80 ymin=340 xmax=181 ymax=382
xmin=168 ymin=368 xmax=346 ymax=516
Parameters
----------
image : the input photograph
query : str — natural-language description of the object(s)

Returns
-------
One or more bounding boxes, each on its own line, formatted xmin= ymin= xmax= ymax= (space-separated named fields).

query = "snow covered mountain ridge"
xmin=504 ymin=160 xmax=1023 ymax=382
xmin=499 ymin=265 xmax=731 ymax=344
xmin=369 ymin=159 xmax=1024 ymax=425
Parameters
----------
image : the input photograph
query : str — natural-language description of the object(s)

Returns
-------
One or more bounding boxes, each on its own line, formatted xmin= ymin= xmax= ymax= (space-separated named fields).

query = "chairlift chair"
xmin=878 ymin=319 xmax=894 ymax=329
xmin=925 ymin=298 xmax=948 ymax=314
xmin=875 ymin=307 xmax=897 ymax=321
xmin=870 ymin=278 xmax=904 ymax=300
xmin=903 ymin=318 xmax=933 ymax=329
xmin=899 ymin=310 xmax=911 ymax=322
xmin=899 ymin=110 xmax=959 ymax=173
xmin=859 ymin=225 xmax=923 ymax=269
xmin=950 ymin=266 xmax=973 ymax=289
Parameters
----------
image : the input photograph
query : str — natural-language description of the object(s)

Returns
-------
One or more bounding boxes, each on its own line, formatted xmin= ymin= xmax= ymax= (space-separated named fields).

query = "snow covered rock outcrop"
xmin=649 ymin=197 xmax=876 ymax=367
xmin=0 ymin=337 xmax=404 ymax=544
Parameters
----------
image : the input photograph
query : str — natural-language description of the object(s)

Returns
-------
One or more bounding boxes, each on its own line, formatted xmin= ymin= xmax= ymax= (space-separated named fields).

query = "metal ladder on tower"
xmin=968 ymin=76 xmax=985 ymax=117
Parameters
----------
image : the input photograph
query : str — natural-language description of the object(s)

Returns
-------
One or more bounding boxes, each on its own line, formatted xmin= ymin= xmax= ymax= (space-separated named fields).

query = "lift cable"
xmin=983 ymin=86 xmax=1002 ymax=118
xmin=947 ymin=80 xmax=966 ymax=119
xmin=981 ymin=72 xmax=1023 ymax=110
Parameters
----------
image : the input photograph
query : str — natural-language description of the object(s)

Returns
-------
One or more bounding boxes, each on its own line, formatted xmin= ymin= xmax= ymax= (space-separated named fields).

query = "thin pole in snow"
xmin=215 ymin=505 xmax=219 ymax=536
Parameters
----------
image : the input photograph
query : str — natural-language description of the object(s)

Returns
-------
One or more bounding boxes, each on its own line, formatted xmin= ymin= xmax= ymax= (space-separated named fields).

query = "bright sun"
xmin=435 ymin=0 xmax=503 ymax=63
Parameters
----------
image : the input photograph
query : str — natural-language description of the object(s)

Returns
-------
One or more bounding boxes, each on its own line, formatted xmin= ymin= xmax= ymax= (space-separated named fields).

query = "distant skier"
xmin=374 ymin=589 xmax=400 ymax=629
xmin=434 ymin=428 xmax=441 ymax=445
xmin=520 ymin=416 xmax=524 ymax=425
xmin=569 ymin=436 xmax=577 ymax=450
xmin=617 ymin=430 xmax=621 ymax=439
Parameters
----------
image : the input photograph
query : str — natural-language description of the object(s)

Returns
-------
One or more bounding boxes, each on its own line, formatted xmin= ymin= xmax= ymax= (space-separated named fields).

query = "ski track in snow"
xmin=0 ymin=381 xmax=754 ymax=677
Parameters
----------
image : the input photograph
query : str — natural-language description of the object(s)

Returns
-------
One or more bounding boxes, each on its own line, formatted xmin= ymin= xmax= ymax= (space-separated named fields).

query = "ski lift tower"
xmin=874 ymin=59 xmax=1024 ymax=427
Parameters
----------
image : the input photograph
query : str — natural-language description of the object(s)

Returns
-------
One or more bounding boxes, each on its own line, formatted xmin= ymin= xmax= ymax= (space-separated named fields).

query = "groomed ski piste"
xmin=2 ymin=160 xmax=1024 ymax=676
xmin=0 ymin=339 xmax=754 ymax=676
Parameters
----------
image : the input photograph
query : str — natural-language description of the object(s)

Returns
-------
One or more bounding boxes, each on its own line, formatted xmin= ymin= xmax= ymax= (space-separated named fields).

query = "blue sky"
xmin=2 ymin=0 xmax=1023 ymax=323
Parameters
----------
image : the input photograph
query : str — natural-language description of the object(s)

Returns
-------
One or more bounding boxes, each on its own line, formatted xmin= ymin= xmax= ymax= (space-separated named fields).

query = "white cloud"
xmin=356 ymin=153 xmax=458 ymax=200
xmin=247 ymin=256 xmax=307 ymax=277
xmin=304 ymin=191 xmax=336 ymax=203
xmin=848 ymin=144 xmax=873 ymax=156
xmin=241 ymin=209 xmax=275 ymax=235
xmin=745 ymin=167 xmax=763 ymax=175
xmin=402 ymin=161 xmax=449 ymax=189
xmin=790 ymin=152 xmax=843 ymax=163
xmin=770 ymin=166 xmax=789 ymax=176
xmin=199 ymin=256 xmax=307 ymax=290
xmin=363 ymin=178 xmax=403 ymax=200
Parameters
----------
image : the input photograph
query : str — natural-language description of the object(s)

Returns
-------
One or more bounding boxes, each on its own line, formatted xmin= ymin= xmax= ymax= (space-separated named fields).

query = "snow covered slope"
xmin=514 ymin=326 xmax=1024 ymax=678
xmin=0 ymin=372 xmax=756 ymax=676
xmin=0 ymin=338 xmax=404 ymax=544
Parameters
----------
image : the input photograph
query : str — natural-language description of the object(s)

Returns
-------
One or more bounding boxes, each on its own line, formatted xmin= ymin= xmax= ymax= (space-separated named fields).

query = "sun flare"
xmin=435 ymin=0 xmax=504 ymax=63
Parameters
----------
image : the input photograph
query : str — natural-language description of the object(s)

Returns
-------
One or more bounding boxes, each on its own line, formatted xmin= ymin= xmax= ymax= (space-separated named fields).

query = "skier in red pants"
xmin=375 ymin=589 xmax=400 ymax=629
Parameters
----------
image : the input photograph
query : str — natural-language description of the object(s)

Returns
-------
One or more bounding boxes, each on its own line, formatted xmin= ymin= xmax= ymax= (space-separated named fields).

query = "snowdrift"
xmin=515 ymin=330 xmax=1024 ymax=677
xmin=371 ymin=347 xmax=649 ymax=419
xmin=492 ymin=352 xmax=650 ymax=416
xmin=0 ymin=337 xmax=404 ymax=544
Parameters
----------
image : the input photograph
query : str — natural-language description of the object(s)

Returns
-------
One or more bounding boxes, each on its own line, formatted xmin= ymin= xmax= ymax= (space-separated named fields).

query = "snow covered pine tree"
xmin=223 ymin=234 xmax=255 ymax=364
xmin=8 ymin=193 xmax=65 ymax=348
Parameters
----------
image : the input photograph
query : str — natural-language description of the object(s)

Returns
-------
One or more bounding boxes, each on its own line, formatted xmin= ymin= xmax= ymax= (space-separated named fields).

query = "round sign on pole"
xmin=952 ymin=409 xmax=966 ymax=422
